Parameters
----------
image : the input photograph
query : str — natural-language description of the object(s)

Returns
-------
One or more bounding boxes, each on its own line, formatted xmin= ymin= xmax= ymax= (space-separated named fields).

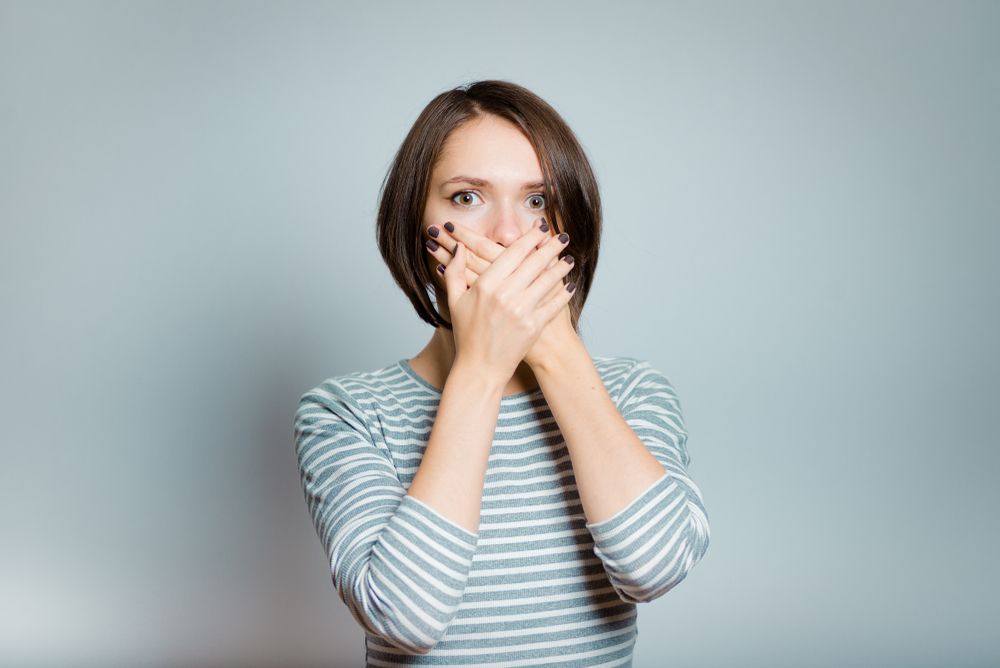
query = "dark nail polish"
xmin=444 ymin=222 xmax=455 ymax=233
xmin=539 ymin=222 xmax=550 ymax=233
xmin=425 ymin=238 xmax=439 ymax=251
xmin=437 ymin=263 xmax=445 ymax=274
xmin=561 ymin=254 xmax=574 ymax=265
xmin=565 ymin=282 xmax=576 ymax=293
xmin=428 ymin=226 xmax=439 ymax=238
xmin=558 ymin=232 xmax=569 ymax=244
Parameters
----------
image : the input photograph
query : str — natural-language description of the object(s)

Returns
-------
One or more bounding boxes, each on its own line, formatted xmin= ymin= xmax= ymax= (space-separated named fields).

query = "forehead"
xmin=434 ymin=115 xmax=542 ymax=178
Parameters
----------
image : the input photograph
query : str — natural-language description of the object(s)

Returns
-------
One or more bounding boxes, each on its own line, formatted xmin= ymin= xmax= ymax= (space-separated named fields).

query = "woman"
xmin=294 ymin=80 xmax=710 ymax=667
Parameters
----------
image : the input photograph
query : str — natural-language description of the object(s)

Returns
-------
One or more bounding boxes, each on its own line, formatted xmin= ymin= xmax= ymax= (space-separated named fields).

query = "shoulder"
xmin=590 ymin=355 xmax=650 ymax=407
xmin=594 ymin=355 xmax=682 ymax=408
xmin=296 ymin=361 xmax=402 ymax=427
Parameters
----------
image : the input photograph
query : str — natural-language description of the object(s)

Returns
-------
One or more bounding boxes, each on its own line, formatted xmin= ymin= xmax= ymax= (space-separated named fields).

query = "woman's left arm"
xmin=427 ymin=218 xmax=711 ymax=600
xmin=530 ymin=335 xmax=711 ymax=603
xmin=532 ymin=337 xmax=669 ymax=523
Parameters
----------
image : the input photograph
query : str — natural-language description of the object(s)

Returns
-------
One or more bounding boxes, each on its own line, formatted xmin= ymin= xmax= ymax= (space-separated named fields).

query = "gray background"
xmin=2 ymin=1 xmax=998 ymax=666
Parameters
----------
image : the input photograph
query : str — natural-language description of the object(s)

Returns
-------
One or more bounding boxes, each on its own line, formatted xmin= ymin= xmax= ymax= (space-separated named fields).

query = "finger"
xmin=543 ymin=254 xmax=561 ymax=271
xmin=538 ymin=257 xmax=565 ymax=301
xmin=537 ymin=274 xmax=577 ymax=323
xmin=442 ymin=241 xmax=469 ymax=311
xmin=524 ymin=250 xmax=575 ymax=308
xmin=478 ymin=217 xmax=551 ymax=286
xmin=546 ymin=271 xmax=567 ymax=298
xmin=426 ymin=237 xmax=479 ymax=286
xmin=427 ymin=221 xmax=503 ymax=275
xmin=537 ymin=279 xmax=564 ymax=310
xmin=428 ymin=219 xmax=552 ymax=282
xmin=439 ymin=220 xmax=506 ymax=264
xmin=508 ymin=227 xmax=569 ymax=294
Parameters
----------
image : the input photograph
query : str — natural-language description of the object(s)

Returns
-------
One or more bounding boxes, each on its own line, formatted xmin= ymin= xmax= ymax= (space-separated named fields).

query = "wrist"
xmin=528 ymin=334 xmax=586 ymax=376
xmin=447 ymin=356 xmax=508 ymax=397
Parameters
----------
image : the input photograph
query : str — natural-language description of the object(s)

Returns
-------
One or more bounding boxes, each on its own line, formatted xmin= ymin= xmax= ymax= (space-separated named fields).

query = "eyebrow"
xmin=441 ymin=176 xmax=546 ymax=190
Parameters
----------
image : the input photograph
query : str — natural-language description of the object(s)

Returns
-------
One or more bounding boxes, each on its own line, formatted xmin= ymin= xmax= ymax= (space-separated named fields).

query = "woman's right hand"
xmin=439 ymin=217 xmax=575 ymax=383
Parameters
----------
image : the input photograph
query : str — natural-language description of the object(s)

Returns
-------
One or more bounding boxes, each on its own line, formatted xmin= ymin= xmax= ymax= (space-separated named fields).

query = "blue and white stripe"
xmin=293 ymin=356 xmax=710 ymax=666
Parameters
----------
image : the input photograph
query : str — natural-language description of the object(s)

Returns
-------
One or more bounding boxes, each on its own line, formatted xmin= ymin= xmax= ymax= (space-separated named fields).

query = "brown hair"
xmin=376 ymin=79 xmax=602 ymax=332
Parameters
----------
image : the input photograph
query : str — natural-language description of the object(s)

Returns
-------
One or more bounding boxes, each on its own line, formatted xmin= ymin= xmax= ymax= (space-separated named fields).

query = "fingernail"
xmin=561 ymin=254 xmax=574 ymax=265
xmin=425 ymin=238 xmax=439 ymax=251
xmin=565 ymin=282 xmax=576 ymax=293
xmin=539 ymin=221 xmax=550 ymax=233
xmin=428 ymin=226 xmax=439 ymax=238
xmin=444 ymin=222 xmax=455 ymax=233
xmin=437 ymin=263 xmax=445 ymax=274
xmin=558 ymin=232 xmax=569 ymax=244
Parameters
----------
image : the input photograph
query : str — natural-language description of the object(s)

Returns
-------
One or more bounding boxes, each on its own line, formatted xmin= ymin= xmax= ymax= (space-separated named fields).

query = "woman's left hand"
xmin=425 ymin=220 xmax=580 ymax=370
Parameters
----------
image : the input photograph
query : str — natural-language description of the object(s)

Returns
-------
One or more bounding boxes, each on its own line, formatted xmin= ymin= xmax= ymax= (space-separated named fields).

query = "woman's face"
xmin=423 ymin=114 xmax=551 ymax=280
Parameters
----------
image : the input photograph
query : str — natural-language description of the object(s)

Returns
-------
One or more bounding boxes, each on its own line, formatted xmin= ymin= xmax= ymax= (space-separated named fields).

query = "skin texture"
xmin=428 ymin=218 xmax=575 ymax=374
xmin=404 ymin=114 xmax=577 ymax=533
xmin=411 ymin=113 xmax=577 ymax=396
xmin=404 ymin=113 xmax=667 ymax=536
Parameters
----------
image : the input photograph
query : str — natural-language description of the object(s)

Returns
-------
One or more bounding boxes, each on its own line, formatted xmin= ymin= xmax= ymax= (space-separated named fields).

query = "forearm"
xmin=532 ymin=339 xmax=667 ymax=525
xmin=406 ymin=360 xmax=505 ymax=534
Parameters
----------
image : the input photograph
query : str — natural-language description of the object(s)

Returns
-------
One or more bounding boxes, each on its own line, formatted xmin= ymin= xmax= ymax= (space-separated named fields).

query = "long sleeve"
xmin=584 ymin=359 xmax=711 ymax=603
xmin=293 ymin=380 xmax=479 ymax=654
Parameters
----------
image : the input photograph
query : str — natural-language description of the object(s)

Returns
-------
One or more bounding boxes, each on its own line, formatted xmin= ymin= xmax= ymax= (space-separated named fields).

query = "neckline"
xmin=396 ymin=358 xmax=543 ymax=401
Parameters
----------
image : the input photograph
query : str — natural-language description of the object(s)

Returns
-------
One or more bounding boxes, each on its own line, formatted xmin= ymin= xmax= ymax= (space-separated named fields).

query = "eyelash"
xmin=449 ymin=190 xmax=546 ymax=209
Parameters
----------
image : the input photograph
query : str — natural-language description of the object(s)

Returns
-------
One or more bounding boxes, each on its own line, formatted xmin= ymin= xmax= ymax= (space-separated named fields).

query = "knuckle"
xmin=475 ymin=276 xmax=494 ymax=294
xmin=497 ymin=291 xmax=518 ymax=313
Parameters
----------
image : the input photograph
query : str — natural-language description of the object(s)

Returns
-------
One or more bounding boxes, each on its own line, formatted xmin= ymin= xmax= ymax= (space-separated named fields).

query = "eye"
xmin=450 ymin=190 xmax=483 ymax=207
xmin=526 ymin=193 xmax=546 ymax=209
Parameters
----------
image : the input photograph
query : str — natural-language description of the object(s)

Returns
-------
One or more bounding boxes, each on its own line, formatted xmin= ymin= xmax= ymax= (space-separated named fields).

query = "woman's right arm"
xmin=405 ymin=359 xmax=506 ymax=534
xmin=406 ymin=218 xmax=574 ymax=534
xmin=294 ymin=221 xmax=572 ymax=653
xmin=294 ymin=377 xmax=496 ymax=655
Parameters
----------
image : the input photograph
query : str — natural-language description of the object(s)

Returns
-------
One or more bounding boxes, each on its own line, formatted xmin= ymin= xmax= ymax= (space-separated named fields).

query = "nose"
xmin=485 ymin=201 xmax=532 ymax=247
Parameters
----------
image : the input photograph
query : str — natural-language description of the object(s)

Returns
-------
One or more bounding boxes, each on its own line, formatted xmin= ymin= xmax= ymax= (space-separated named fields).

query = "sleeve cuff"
xmin=585 ymin=470 xmax=674 ymax=535
xmin=400 ymin=493 xmax=480 ymax=549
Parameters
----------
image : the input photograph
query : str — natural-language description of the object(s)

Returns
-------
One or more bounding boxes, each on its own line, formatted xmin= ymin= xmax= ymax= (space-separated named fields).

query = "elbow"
xmin=610 ymin=510 xmax=711 ymax=604
xmin=338 ymin=560 xmax=465 ymax=655
xmin=372 ymin=632 xmax=441 ymax=656
xmin=343 ymin=585 xmax=453 ymax=655
xmin=364 ymin=634 xmax=441 ymax=657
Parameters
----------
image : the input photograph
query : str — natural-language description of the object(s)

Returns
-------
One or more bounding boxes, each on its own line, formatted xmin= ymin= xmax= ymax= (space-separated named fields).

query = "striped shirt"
xmin=293 ymin=355 xmax=710 ymax=667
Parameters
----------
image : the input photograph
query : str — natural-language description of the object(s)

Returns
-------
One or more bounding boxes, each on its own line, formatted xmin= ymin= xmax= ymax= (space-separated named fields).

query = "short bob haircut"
xmin=376 ymin=79 xmax=602 ymax=333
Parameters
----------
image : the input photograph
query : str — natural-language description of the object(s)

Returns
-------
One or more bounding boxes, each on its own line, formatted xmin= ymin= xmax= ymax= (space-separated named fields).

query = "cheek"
xmin=421 ymin=201 xmax=445 ymax=228
xmin=425 ymin=195 xmax=455 ymax=214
